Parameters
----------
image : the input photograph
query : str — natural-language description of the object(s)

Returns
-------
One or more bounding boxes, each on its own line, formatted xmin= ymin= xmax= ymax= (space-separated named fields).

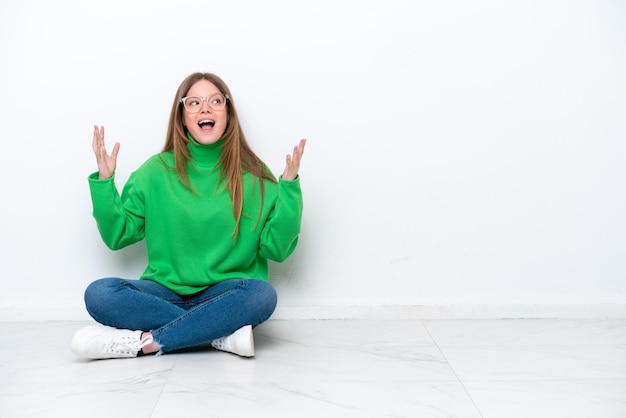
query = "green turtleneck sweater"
xmin=88 ymin=138 xmax=303 ymax=295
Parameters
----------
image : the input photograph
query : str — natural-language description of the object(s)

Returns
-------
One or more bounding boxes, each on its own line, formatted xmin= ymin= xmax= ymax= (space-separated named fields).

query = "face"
xmin=182 ymin=79 xmax=228 ymax=145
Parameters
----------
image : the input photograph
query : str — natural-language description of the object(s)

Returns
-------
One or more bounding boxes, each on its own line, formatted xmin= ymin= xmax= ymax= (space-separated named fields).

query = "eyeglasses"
xmin=180 ymin=94 xmax=229 ymax=113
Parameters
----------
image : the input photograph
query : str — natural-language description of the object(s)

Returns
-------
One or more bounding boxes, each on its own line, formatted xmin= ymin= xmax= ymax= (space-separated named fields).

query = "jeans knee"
xmin=247 ymin=279 xmax=277 ymax=318
xmin=84 ymin=277 xmax=122 ymax=319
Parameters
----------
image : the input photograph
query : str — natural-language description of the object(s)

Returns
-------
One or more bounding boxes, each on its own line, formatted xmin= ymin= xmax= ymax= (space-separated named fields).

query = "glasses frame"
xmin=180 ymin=94 xmax=229 ymax=113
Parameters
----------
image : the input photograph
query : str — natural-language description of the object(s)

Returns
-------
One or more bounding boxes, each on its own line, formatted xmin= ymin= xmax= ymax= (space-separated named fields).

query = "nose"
xmin=200 ymin=98 xmax=212 ymax=112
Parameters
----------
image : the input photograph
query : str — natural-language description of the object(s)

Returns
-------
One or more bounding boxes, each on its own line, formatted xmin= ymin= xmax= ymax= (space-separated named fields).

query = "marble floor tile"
xmin=256 ymin=319 xmax=438 ymax=347
xmin=463 ymin=379 xmax=626 ymax=418
xmin=1 ymin=321 xmax=177 ymax=385
xmin=1 ymin=319 xmax=625 ymax=418
xmin=424 ymin=319 xmax=626 ymax=346
xmin=439 ymin=344 xmax=626 ymax=381
xmin=152 ymin=379 xmax=482 ymax=418
xmin=1 ymin=380 xmax=166 ymax=418
xmin=0 ymin=321 xmax=175 ymax=418
xmin=165 ymin=342 xmax=456 ymax=384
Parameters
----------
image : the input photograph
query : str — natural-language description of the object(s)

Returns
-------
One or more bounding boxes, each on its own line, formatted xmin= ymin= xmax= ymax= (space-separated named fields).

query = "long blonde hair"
xmin=162 ymin=72 xmax=277 ymax=238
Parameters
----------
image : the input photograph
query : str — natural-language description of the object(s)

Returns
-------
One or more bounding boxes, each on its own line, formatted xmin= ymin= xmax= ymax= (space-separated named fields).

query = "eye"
xmin=210 ymin=96 xmax=223 ymax=106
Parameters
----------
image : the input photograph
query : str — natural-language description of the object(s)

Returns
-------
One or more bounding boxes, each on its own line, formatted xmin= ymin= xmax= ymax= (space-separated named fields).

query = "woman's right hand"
xmin=92 ymin=125 xmax=120 ymax=180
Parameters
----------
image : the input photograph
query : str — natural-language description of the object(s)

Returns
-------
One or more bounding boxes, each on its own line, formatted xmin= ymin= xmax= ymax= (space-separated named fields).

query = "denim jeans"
xmin=84 ymin=277 xmax=277 ymax=353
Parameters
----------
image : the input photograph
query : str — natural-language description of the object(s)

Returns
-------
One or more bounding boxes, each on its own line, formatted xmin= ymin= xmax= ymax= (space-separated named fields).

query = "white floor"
xmin=1 ymin=319 xmax=626 ymax=418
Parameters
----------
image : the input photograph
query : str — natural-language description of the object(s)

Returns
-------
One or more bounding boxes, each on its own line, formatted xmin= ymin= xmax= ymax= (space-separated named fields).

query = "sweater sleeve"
xmin=258 ymin=176 xmax=303 ymax=262
xmin=88 ymin=172 xmax=146 ymax=250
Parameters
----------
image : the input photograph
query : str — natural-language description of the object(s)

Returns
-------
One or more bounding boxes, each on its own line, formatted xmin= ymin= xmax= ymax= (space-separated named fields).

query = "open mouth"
xmin=198 ymin=119 xmax=215 ymax=130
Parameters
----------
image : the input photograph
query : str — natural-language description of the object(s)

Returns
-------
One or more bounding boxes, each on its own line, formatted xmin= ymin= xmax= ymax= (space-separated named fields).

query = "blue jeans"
xmin=84 ymin=278 xmax=277 ymax=354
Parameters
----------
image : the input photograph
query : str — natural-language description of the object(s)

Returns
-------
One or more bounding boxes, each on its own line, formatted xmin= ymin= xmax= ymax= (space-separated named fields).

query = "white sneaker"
xmin=211 ymin=325 xmax=255 ymax=357
xmin=71 ymin=324 xmax=150 ymax=359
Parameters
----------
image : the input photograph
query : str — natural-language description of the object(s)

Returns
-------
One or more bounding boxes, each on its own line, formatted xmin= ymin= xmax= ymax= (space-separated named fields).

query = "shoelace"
xmin=103 ymin=335 xmax=154 ymax=355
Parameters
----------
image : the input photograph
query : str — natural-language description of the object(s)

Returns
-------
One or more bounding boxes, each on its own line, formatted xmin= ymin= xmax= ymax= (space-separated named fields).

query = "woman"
xmin=71 ymin=72 xmax=305 ymax=359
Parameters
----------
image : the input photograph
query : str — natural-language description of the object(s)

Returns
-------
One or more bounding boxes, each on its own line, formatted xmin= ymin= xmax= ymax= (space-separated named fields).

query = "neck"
xmin=187 ymin=132 xmax=223 ymax=167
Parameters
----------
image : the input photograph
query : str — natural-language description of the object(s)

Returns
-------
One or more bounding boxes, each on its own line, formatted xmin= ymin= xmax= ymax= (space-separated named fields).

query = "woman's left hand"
xmin=282 ymin=139 xmax=306 ymax=180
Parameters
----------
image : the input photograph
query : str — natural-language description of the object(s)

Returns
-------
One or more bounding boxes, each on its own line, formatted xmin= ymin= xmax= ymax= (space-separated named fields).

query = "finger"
xmin=291 ymin=140 xmax=306 ymax=164
xmin=93 ymin=126 xmax=98 ymax=152
xmin=110 ymin=142 xmax=120 ymax=160
xmin=99 ymin=126 xmax=105 ymax=150
xmin=93 ymin=125 xmax=104 ymax=152
xmin=295 ymin=138 xmax=306 ymax=157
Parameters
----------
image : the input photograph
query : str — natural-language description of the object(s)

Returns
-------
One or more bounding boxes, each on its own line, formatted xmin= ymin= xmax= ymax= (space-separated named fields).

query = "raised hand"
xmin=282 ymin=139 xmax=306 ymax=181
xmin=92 ymin=125 xmax=120 ymax=180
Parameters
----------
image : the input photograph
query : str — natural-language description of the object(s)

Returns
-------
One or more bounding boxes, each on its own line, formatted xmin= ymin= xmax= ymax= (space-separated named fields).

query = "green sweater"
xmin=88 ymin=138 xmax=303 ymax=295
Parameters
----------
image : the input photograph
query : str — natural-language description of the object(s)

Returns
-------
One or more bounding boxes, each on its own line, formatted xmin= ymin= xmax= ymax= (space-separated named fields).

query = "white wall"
xmin=1 ymin=0 xmax=625 ymax=320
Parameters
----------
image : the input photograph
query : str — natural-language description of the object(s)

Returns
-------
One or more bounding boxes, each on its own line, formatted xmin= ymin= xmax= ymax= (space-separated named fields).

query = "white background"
xmin=1 ymin=0 xmax=625 ymax=319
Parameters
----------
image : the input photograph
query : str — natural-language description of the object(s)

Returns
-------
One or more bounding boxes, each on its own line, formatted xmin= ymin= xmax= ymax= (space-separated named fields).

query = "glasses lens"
xmin=183 ymin=96 xmax=202 ymax=113
xmin=208 ymin=94 xmax=225 ymax=110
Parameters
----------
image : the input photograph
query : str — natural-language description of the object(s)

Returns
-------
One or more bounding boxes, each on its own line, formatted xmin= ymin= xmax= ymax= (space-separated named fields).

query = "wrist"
xmin=98 ymin=171 xmax=114 ymax=180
